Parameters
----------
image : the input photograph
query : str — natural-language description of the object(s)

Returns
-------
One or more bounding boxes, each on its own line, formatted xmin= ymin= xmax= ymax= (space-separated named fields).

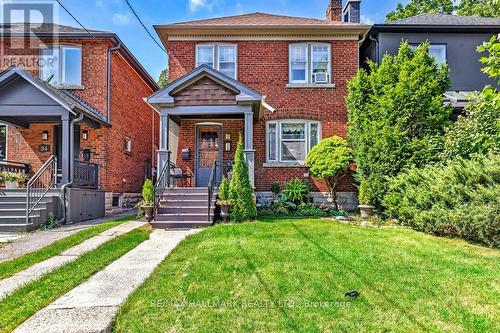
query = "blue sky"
xmin=50 ymin=0 xmax=410 ymax=80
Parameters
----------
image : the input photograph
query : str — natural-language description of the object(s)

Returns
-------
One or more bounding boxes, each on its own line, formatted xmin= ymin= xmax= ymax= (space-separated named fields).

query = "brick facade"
xmin=167 ymin=40 xmax=357 ymax=194
xmin=1 ymin=37 xmax=158 ymax=194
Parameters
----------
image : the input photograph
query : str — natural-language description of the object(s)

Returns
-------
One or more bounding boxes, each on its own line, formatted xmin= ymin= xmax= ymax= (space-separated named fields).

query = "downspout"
xmin=358 ymin=32 xmax=368 ymax=68
xmin=107 ymin=41 xmax=122 ymax=123
xmin=369 ymin=34 xmax=379 ymax=64
xmin=60 ymin=112 xmax=84 ymax=224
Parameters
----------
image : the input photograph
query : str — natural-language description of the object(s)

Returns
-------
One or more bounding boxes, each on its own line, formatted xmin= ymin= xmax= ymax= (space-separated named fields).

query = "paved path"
xmin=15 ymin=229 xmax=200 ymax=333
xmin=0 ymin=221 xmax=146 ymax=300
xmin=0 ymin=210 xmax=136 ymax=263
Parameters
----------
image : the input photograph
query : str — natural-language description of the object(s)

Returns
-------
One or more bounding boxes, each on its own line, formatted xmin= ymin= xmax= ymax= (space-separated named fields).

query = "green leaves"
xmin=229 ymin=137 xmax=256 ymax=222
xmin=282 ymin=178 xmax=311 ymax=205
xmin=141 ymin=179 xmax=154 ymax=205
xmin=457 ymin=0 xmax=500 ymax=18
xmin=386 ymin=0 xmax=454 ymax=22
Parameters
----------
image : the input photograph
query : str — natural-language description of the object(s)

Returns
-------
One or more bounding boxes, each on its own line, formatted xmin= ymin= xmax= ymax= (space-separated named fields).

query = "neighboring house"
xmin=361 ymin=14 xmax=500 ymax=114
xmin=147 ymin=0 xmax=369 ymax=227
xmin=0 ymin=23 xmax=158 ymax=231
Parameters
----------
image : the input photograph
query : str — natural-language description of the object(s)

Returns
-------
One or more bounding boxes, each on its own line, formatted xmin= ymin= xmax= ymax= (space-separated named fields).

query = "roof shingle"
xmin=0 ymin=23 xmax=110 ymax=35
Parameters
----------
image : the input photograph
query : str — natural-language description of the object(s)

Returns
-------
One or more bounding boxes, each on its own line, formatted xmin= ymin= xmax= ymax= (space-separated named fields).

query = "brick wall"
xmin=167 ymin=40 xmax=358 ymax=192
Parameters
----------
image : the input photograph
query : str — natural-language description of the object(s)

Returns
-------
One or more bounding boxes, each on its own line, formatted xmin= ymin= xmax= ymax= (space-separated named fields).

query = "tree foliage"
xmin=346 ymin=42 xmax=451 ymax=208
xmin=457 ymin=0 xmax=500 ymax=18
xmin=157 ymin=68 xmax=169 ymax=88
xmin=229 ymin=137 xmax=256 ymax=222
xmin=386 ymin=0 xmax=454 ymax=22
xmin=306 ymin=136 xmax=352 ymax=210
xmin=141 ymin=179 xmax=154 ymax=205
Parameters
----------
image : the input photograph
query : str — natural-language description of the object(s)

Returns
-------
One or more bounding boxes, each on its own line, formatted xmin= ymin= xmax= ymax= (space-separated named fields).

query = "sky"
xmin=6 ymin=0 xmax=411 ymax=80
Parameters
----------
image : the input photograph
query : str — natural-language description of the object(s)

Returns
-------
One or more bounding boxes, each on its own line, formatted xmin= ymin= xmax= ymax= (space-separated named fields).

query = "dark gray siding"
xmin=362 ymin=32 xmax=498 ymax=91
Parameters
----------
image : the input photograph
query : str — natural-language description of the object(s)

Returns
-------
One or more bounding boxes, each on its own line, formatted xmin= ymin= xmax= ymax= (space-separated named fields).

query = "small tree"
xmin=229 ymin=137 xmax=256 ymax=222
xmin=157 ymin=68 xmax=169 ymax=88
xmin=306 ymin=136 xmax=353 ymax=210
xmin=141 ymin=179 xmax=154 ymax=206
xmin=386 ymin=0 xmax=454 ymax=22
xmin=217 ymin=176 xmax=230 ymax=205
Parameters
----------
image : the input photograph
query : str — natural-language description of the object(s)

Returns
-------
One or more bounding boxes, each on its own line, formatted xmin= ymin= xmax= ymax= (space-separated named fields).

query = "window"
xmin=266 ymin=120 xmax=321 ymax=163
xmin=40 ymin=45 xmax=82 ymax=86
xmin=289 ymin=43 xmax=331 ymax=84
xmin=410 ymin=43 xmax=447 ymax=65
xmin=0 ymin=124 xmax=6 ymax=160
xmin=124 ymin=137 xmax=132 ymax=153
xmin=196 ymin=44 xmax=237 ymax=79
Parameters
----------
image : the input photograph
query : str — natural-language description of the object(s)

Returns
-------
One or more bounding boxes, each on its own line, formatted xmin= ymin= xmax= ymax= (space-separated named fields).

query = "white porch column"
xmin=243 ymin=111 xmax=255 ymax=188
xmin=157 ymin=114 xmax=170 ymax=173
xmin=61 ymin=115 xmax=70 ymax=184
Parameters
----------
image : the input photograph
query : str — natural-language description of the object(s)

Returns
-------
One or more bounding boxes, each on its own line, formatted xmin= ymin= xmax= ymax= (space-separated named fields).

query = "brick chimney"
xmin=326 ymin=0 xmax=342 ymax=22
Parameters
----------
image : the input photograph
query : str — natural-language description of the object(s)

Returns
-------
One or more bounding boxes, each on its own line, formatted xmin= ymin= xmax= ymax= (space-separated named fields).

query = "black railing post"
xmin=167 ymin=151 xmax=171 ymax=188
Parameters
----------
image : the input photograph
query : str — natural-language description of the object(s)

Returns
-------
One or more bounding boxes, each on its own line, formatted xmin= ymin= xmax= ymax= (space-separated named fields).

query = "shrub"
xmin=229 ymin=137 xmax=256 ymax=222
xmin=283 ymin=178 xmax=311 ymax=205
xmin=217 ymin=176 xmax=230 ymax=205
xmin=296 ymin=203 xmax=328 ymax=217
xmin=140 ymin=179 xmax=154 ymax=206
xmin=2 ymin=172 xmax=27 ymax=183
xmin=271 ymin=182 xmax=281 ymax=195
xmin=306 ymin=136 xmax=352 ymax=210
xmin=347 ymin=42 xmax=451 ymax=208
xmin=383 ymin=154 xmax=500 ymax=247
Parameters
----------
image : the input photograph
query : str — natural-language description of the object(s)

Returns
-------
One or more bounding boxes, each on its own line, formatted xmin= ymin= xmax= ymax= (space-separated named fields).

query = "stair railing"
xmin=154 ymin=151 xmax=172 ymax=218
xmin=26 ymin=155 xmax=57 ymax=224
xmin=207 ymin=160 xmax=218 ymax=223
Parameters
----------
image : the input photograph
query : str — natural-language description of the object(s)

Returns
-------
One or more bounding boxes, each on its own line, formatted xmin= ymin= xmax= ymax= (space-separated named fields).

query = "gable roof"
xmin=0 ymin=23 xmax=111 ymax=36
xmin=148 ymin=65 xmax=262 ymax=107
xmin=387 ymin=13 xmax=500 ymax=26
xmin=0 ymin=66 xmax=109 ymax=125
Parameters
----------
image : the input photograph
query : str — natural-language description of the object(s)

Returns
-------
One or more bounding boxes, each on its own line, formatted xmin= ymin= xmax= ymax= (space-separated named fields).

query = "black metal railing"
xmin=0 ymin=160 xmax=30 ymax=175
xmin=73 ymin=160 xmax=99 ymax=189
xmin=154 ymin=151 xmax=172 ymax=218
xmin=207 ymin=160 xmax=217 ymax=223
xmin=26 ymin=155 xmax=57 ymax=224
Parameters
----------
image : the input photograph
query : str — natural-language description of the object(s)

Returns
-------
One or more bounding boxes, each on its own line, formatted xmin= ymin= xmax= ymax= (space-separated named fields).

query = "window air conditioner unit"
xmin=313 ymin=72 xmax=328 ymax=84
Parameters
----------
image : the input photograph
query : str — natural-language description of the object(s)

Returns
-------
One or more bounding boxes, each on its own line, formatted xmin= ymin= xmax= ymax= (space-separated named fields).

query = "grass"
xmin=0 ymin=215 xmax=135 ymax=280
xmin=0 ymin=225 xmax=150 ymax=333
xmin=114 ymin=218 xmax=499 ymax=333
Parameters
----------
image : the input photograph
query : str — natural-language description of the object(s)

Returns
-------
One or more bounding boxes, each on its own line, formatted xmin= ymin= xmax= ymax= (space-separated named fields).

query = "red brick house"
xmin=0 ymin=23 xmax=158 ymax=231
xmin=147 ymin=0 xmax=369 ymax=227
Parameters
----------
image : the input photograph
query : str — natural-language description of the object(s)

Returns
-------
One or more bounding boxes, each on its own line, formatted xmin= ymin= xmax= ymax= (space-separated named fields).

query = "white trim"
xmin=289 ymin=44 xmax=308 ymax=84
xmin=0 ymin=123 xmax=7 ymax=161
xmin=195 ymin=43 xmax=238 ymax=79
xmin=169 ymin=35 xmax=360 ymax=41
xmin=39 ymin=44 xmax=83 ymax=87
xmin=289 ymin=43 xmax=331 ymax=85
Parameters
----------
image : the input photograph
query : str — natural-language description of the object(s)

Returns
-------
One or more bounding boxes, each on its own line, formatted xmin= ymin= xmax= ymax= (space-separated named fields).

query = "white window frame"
xmin=0 ymin=123 xmax=7 ymax=161
xmin=195 ymin=43 xmax=238 ymax=79
xmin=266 ymin=120 xmax=321 ymax=163
xmin=40 ymin=44 xmax=82 ymax=87
xmin=410 ymin=43 xmax=447 ymax=64
xmin=124 ymin=137 xmax=132 ymax=154
xmin=289 ymin=43 xmax=331 ymax=84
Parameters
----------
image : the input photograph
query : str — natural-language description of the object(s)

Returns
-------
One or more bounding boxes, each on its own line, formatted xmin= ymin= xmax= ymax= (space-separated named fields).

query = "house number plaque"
xmin=39 ymin=144 xmax=51 ymax=153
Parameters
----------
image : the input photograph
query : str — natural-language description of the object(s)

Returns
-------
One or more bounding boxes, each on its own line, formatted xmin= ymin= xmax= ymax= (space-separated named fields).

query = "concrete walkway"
xmin=0 ymin=210 xmax=136 ymax=263
xmin=15 ymin=229 xmax=199 ymax=333
xmin=0 ymin=221 xmax=146 ymax=300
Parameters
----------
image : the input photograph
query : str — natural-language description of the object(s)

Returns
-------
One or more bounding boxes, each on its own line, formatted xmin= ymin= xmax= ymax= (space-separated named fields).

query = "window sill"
xmin=54 ymin=84 xmax=85 ymax=90
xmin=286 ymin=83 xmax=335 ymax=89
xmin=263 ymin=162 xmax=308 ymax=168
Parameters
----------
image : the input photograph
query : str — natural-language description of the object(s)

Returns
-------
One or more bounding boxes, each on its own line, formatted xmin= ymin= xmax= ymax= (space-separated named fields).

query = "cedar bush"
xmin=141 ymin=179 xmax=154 ymax=205
xmin=347 ymin=41 xmax=451 ymax=208
xmin=229 ymin=138 xmax=256 ymax=222
xmin=383 ymin=154 xmax=500 ymax=247
xmin=217 ymin=176 xmax=230 ymax=205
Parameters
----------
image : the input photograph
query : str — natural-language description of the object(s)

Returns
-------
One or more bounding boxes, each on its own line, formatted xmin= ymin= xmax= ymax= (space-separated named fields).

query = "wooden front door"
xmin=195 ymin=125 xmax=222 ymax=187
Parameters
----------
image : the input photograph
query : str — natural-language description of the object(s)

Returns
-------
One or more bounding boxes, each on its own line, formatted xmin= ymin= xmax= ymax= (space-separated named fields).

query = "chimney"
xmin=326 ymin=0 xmax=342 ymax=22
xmin=342 ymin=0 xmax=361 ymax=23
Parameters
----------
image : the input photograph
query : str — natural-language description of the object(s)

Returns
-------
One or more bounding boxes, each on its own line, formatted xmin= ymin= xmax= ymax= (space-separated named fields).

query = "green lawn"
xmin=114 ymin=218 xmax=499 ymax=333
xmin=0 ymin=215 xmax=135 ymax=280
xmin=0 ymin=225 xmax=150 ymax=333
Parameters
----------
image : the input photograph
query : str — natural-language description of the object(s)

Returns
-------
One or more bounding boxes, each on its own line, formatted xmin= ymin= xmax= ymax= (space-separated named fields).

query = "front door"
xmin=195 ymin=125 xmax=222 ymax=187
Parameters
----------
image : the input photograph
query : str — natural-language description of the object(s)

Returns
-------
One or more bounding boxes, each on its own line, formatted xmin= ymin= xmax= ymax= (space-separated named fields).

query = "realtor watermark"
xmin=0 ymin=0 xmax=59 ymax=69
xmin=150 ymin=298 xmax=352 ymax=309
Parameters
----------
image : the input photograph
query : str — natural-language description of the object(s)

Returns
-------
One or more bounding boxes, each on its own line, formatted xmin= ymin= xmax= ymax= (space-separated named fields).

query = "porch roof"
xmin=0 ymin=66 xmax=109 ymax=127
xmin=147 ymin=65 xmax=272 ymax=117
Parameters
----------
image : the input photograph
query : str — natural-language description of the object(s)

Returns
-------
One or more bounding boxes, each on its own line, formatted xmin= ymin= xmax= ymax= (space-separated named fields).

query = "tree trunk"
xmin=327 ymin=172 xmax=346 ymax=211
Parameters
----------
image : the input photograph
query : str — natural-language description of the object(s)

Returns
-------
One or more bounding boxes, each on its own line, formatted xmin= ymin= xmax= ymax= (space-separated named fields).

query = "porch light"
xmin=82 ymin=130 xmax=89 ymax=140
xmin=225 ymin=133 xmax=231 ymax=141
xmin=42 ymin=131 xmax=49 ymax=141
xmin=225 ymin=142 xmax=231 ymax=152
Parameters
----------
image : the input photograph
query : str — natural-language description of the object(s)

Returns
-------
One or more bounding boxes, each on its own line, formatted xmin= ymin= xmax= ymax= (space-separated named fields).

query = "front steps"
xmin=152 ymin=187 xmax=217 ymax=229
xmin=0 ymin=189 xmax=60 ymax=232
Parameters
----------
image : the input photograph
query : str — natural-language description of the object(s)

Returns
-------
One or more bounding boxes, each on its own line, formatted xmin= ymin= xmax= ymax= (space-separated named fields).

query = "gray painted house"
xmin=361 ymin=14 xmax=500 ymax=110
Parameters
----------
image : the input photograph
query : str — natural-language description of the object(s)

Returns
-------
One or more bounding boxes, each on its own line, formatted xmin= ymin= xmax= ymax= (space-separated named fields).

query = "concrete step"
xmin=160 ymin=199 xmax=215 ymax=207
xmin=162 ymin=194 xmax=214 ymax=201
xmin=157 ymin=206 xmax=209 ymax=214
xmin=0 ymin=201 xmax=49 ymax=209
xmin=150 ymin=221 xmax=213 ymax=229
xmin=155 ymin=213 xmax=214 ymax=222
xmin=164 ymin=187 xmax=214 ymax=194
xmin=0 ymin=208 xmax=45 ymax=217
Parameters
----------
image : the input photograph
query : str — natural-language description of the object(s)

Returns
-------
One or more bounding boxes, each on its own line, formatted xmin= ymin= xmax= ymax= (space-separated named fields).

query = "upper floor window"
xmin=267 ymin=120 xmax=320 ymax=163
xmin=40 ymin=45 xmax=82 ymax=87
xmin=410 ymin=43 xmax=447 ymax=65
xmin=196 ymin=44 xmax=237 ymax=79
xmin=289 ymin=43 xmax=331 ymax=84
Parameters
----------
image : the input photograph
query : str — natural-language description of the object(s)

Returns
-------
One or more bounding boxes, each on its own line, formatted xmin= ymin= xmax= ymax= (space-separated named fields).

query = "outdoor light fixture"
xmin=225 ymin=142 xmax=231 ymax=151
xmin=225 ymin=133 xmax=231 ymax=141
xmin=82 ymin=130 xmax=89 ymax=140
xmin=42 ymin=131 xmax=49 ymax=141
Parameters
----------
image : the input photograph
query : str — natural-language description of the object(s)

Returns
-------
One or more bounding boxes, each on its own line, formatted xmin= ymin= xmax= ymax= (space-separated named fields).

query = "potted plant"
xmin=217 ymin=176 xmax=231 ymax=223
xmin=3 ymin=172 xmax=26 ymax=189
xmin=358 ymin=180 xmax=375 ymax=218
xmin=139 ymin=179 xmax=155 ymax=222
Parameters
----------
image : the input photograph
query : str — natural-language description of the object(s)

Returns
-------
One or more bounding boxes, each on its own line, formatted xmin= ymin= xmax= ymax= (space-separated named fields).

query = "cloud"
xmin=189 ymin=0 xmax=213 ymax=12
xmin=360 ymin=14 xmax=375 ymax=25
xmin=112 ymin=13 xmax=132 ymax=25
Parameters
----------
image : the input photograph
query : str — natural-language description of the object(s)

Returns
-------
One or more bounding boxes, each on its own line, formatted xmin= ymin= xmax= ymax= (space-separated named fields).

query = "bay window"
xmin=266 ymin=120 xmax=321 ymax=163
xmin=289 ymin=43 xmax=331 ymax=84
xmin=40 ymin=45 xmax=82 ymax=87
xmin=196 ymin=44 xmax=237 ymax=79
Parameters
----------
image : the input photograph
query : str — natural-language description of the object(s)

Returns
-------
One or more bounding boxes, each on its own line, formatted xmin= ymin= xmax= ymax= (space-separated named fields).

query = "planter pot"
xmin=220 ymin=205 xmax=230 ymax=223
xmin=143 ymin=206 xmax=154 ymax=222
xmin=358 ymin=205 xmax=375 ymax=218
xmin=5 ymin=181 xmax=18 ymax=189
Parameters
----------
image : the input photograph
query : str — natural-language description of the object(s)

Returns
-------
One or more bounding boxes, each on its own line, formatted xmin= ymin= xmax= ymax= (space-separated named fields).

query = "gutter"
xmin=107 ymin=41 xmax=122 ymax=123
xmin=369 ymin=33 xmax=379 ymax=64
